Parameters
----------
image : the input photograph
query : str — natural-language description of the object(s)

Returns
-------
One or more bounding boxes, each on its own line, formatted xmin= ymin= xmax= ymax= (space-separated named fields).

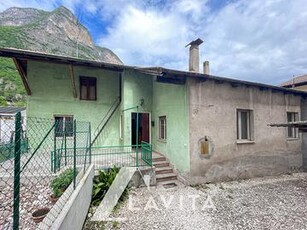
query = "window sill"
xmin=157 ymin=139 xmax=167 ymax=143
xmin=56 ymin=136 xmax=74 ymax=139
xmin=236 ymin=140 xmax=255 ymax=144
xmin=286 ymin=138 xmax=300 ymax=141
xmin=80 ymin=99 xmax=97 ymax=101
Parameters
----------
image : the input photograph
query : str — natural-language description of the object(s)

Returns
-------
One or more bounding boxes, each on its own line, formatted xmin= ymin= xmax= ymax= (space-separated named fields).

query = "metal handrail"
xmin=53 ymin=142 xmax=153 ymax=168
xmin=91 ymin=97 xmax=121 ymax=146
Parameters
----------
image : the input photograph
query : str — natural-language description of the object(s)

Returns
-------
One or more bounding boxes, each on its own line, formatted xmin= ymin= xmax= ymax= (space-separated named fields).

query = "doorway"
xmin=131 ymin=112 xmax=150 ymax=145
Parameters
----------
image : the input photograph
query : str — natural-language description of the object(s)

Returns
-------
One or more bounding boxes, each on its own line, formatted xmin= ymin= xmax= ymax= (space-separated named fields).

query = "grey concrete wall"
xmin=301 ymin=98 xmax=307 ymax=170
xmin=129 ymin=167 xmax=156 ymax=187
xmin=187 ymin=78 xmax=303 ymax=184
xmin=41 ymin=165 xmax=94 ymax=230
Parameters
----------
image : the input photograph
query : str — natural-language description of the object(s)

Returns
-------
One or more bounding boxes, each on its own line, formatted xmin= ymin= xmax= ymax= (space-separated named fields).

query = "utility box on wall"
xmin=198 ymin=136 xmax=213 ymax=158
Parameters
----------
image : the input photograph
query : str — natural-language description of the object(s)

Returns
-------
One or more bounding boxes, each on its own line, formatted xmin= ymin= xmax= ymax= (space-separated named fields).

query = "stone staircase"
xmin=152 ymin=152 xmax=178 ymax=185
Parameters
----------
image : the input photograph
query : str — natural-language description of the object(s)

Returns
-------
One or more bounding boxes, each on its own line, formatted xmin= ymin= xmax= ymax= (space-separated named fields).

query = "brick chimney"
xmin=203 ymin=61 xmax=209 ymax=75
xmin=185 ymin=38 xmax=203 ymax=72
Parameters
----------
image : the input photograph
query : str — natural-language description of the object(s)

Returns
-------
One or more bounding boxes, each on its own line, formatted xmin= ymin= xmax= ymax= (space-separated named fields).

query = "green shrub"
xmin=50 ymin=168 xmax=75 ymax=198
xmin=91 ymin=166 xmax=128 ymax=206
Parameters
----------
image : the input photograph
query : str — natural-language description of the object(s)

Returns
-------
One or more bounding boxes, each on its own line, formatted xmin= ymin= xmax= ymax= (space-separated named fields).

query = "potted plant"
xmin=49 ymin=168 xmax=75 ymax=204
xmin=31 ymin=207 xmax=50 ymax=223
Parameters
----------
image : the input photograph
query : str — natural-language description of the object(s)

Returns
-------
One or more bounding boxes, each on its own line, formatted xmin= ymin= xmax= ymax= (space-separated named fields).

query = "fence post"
xmin=73 ymin=119 xmax=76 ymax=189
xmin=13 ymin=112 xmax=22 ymax=230
xmin=53 ymin=119 xmax=57 ymax=172
xmin=89 ymin=123 xmax=92 ymax=164
xmin=136 ymin=108 xmax=139 ymax=167
xmin=64 ymin=129 xmax=67 ymax=166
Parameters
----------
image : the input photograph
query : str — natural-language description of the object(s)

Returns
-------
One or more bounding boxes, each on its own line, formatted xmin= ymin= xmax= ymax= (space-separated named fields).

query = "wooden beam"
xmin=68 ymin=64 xmax=77 ymax=98
xmin=13 ymin=58 xmax=31 ymax=95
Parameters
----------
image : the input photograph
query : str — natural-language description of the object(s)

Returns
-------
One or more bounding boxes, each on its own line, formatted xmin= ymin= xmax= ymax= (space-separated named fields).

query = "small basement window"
xmin=287 ymin=112 xmax=298 ymax=138
xmin=159 ymin=116 xmax=167 ymax=140
xmin=237 ymin=109 xmax=253 ymax=141
xmin=80 ymin=76 xmax=97 ymax=100
xmin=55 ymin=116 xmax=73 ymax=137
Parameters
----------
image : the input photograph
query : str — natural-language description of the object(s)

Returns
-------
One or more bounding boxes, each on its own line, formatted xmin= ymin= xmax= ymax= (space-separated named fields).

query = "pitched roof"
xmin=139 ymin=67 xmax=307 ymax=96
xmin=280 ymin=74 xmax=307 ymax=87
xmin=0 ymin=106 xmax=25 ymax=114
xmin=1 ymin=47 xmax=307 ymax=97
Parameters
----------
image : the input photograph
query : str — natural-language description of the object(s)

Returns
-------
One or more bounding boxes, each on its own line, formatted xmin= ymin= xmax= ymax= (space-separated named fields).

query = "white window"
xmin=54 ymin=115 xmax=73 ymax=137
xmin=159 ymin=116 xmax=166 ymax=140
xmin=287 ymin=112 xmax=298 ymax=138
xmin=237 ymin=109 xmax=253 ymax=140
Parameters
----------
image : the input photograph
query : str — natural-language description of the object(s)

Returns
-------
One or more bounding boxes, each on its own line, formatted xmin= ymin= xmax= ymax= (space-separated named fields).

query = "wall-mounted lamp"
xmin=140 ymin=98 xmax=145 ymax=106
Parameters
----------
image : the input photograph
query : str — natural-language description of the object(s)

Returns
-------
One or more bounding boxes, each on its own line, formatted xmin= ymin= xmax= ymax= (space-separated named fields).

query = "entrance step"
xmin=153 ymin=161 xmax=169 ymax=168
xmin=156 ymin=173 xmax=177 ymax=182
xmin=155 ymin=166 xmax=173 ymax=175
xmin=152 ymin=155 xmax=166 ymax=162
xmin=152 ymin=151 xmax=178 ymax=185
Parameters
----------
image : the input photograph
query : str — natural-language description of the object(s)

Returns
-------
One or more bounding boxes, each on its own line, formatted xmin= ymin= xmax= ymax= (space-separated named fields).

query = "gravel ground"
xmin=108 ymin=173 xmax=307 ymax=230
xmin=0 ymin=179 xmax=53 ymax=230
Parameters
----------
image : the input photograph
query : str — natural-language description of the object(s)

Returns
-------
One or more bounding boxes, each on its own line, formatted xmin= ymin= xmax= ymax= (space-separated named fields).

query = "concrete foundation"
xmin=129 ymin=167 xmax=156 ymax=187
xmin=39 ymin=164 xmax=94 ymax=230
xmin=301 ymin=98 xmax=307 ymax=171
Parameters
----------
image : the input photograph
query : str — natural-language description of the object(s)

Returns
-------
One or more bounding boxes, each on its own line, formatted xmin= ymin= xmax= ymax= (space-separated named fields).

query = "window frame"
xmin=236 ymin=109 xmax=254 ymax=142
xmin=287 ymin=112 xmax=299 ymax=139
xmin=158 ymin=116 xmax=167 ymax=141
xmin=79 ymin=76 xmax=97 ymax=101
xmin=54 ymin=115 xmax=74 ymax=137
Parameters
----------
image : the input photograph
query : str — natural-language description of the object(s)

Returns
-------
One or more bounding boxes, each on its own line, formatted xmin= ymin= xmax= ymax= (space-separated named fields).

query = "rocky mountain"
xmin=0 ymin=6 xmax=123 ymax=106
xmin=0 ymin=6 xmax=122 ymax=64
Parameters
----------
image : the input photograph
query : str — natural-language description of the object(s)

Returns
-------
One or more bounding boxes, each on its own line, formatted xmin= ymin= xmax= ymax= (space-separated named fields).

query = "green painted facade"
xmin=121 ymin=70 xmax=153 ymax=146
xmin=152 ymin=81 xmax=190 ymax=172
xmin=26 ymin=61 xmax=190 ymax=172
xmin=27 ymin=61 xmax=121 ymax=146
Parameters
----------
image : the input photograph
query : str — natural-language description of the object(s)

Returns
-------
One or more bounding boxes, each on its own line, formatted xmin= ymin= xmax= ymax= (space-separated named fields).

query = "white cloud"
xmin=97 ymin=0 xmax=307 ymax=84
xmin=202 ymin=0 xmax=307 ymax=84
xmin=98 ymin=0 xmax=208 ymax=69
xmin=1 ymin=0 xmax=307 ymax=84
xmin=0 ymin=0 xmax=58 ymax=12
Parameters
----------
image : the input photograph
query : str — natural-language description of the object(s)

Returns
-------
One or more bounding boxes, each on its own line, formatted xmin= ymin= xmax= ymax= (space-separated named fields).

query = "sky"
xmin=0 ymin=0 xmax=307 ymax=85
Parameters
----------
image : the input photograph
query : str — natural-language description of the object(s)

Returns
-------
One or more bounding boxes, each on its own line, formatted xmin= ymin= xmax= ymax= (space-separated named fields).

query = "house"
xmin=0 ymin=45 xmax=306 ymax=184
xmin=0 ymin=106 xmax=26 ymax=143
xmin=280 ymin=74 xmax=307 ymax=91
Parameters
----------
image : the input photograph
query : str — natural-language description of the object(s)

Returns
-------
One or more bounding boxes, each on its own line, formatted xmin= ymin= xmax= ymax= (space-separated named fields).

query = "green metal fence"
xmin=141 ymin=141 xmax=152 ymax=166
xmin=51 ymin=120 xmax=91 ymax=174
xmin=0 ymin=112 xmax=152 ymax=229
xmin=52 ymin=142 xmax=153 ymax=171
xmin=0 ymin=139 xmax=28 ymax=163
xmin=0 ymin=113 xmax=91 ymax=229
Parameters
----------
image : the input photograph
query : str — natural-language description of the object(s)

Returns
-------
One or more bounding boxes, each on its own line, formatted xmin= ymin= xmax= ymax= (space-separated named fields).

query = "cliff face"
xmin=0 ymin=6 xmax=123 ymax=64
xmin=0 ymin=6 xmax=123 ymax=106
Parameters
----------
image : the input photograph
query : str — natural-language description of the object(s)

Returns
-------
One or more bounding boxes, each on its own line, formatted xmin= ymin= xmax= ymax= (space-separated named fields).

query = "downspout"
xmin=119 ymin=72 xmax=122 ymax=103
xmin=136 ymin=106 xmax=139 ymax=167
xmin=121 ymin=106 xmax=140 ymax=165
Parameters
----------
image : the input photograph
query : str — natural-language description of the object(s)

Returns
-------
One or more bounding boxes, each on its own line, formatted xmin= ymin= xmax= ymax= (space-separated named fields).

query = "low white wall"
xmin=39 ymin=164 xmax=94 ymax=230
